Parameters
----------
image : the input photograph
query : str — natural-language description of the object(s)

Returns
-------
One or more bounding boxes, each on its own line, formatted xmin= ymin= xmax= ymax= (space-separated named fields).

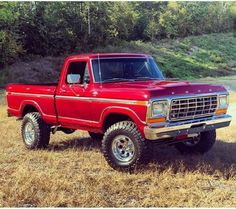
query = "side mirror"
xmin=67 ymin=74 xmax=81 ymax=84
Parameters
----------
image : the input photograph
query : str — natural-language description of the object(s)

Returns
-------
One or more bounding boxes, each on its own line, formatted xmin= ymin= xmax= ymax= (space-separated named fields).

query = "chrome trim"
xmin=169 ymin=95 xmax=218 ymax=121
xmin=111 ymin=135 xmax=135 ymax=163
xmin=90 ymin=58 xmax=96 ymax=83
xmin=9 ymin=91 xmax=148 ymax=106
xmin=56 ymin=95 xmax=148 ymax=106
xmin=147 ymin=91 xmax=229 ymax=122
xmin=10 ymin=92 xmax=54 ymax=98
xmin=144 ymin=114 xmax=231 ymax=140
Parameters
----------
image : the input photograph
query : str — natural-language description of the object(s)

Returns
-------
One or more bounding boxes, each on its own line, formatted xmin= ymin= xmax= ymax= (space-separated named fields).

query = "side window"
xmin=66 ymin=61 xmax=89 ymax=84
xmin=83 ymin=64 xmax=90 ymax=83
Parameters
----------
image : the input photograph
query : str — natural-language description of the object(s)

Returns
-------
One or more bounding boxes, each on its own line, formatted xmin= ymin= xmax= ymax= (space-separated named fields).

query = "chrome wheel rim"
xmin=111 ymin=135 xmax=135 ymax=162
xmin=183 ymin=135 xmax=200 ymax=146
xmin=24 ymin=122 xmax=35 ymax=145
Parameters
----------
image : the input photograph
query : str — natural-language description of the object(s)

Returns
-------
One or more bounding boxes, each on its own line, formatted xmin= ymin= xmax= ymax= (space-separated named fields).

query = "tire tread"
xmin=102 ymin=121 xmax=151 ymax=172
xmin=21 ymin=112 xmax=50 ymax=149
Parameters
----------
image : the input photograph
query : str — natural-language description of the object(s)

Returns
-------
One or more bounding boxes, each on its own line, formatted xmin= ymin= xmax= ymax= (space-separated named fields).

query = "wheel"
xmin=102 ymin=121 xmax=150 ymax=172
xmin=88 ymin=131 xmax=104 ymax=140
xmin=175 ymin=130 xmax=216 ymax=154
xmin=21 ymin=112 xmax=50 ymax=149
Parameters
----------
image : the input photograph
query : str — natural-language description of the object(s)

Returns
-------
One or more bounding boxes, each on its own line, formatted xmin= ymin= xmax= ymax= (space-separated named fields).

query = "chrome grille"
xmin=169 ymin=95 xmax=218 ymax=121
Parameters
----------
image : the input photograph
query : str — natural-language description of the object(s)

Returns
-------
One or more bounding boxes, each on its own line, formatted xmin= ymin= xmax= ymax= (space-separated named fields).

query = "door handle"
xmin=61 ymin=89 xmax=67 ymax=93
xmin=92 ymin=91 xmax=98 ymax=96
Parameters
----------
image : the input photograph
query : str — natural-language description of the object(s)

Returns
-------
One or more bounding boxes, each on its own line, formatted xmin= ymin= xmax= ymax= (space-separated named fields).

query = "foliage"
xmin=230 ymin=3 xmax=236 ymax=37
xmin=94 ymin=33 xmax=236 ymax=79
xmin=0 ymin=1 xmax=236 ymax=69
xmin=0 ymin=2 xmax=23 ymax=67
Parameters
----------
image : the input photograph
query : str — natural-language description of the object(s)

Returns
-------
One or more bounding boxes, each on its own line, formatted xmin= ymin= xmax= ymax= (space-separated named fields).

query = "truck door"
xmin=56 ymin=60 xmax=93 ymax=129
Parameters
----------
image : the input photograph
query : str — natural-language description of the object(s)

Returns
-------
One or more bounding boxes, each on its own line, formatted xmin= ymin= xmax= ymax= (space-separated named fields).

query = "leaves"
xmin=0 ymin=2 xmax=236 ymax=67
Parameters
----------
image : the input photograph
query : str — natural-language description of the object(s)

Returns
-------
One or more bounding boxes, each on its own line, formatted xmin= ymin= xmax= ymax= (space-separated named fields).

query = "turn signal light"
xmin=147 ymin=117 xmax=166 ymax=123
xmin=216 ymin=109 xmax=227 ymax=115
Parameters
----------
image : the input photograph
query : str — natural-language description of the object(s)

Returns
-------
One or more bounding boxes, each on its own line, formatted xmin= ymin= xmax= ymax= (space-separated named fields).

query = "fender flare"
xmin=20 ymin=100 xmax=44 ymax=117
xmin=100 ymin=106 xmax=146 ymax=128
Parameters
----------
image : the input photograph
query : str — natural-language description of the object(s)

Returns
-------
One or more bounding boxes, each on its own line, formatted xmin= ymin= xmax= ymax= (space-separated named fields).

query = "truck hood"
xmin=98 ymin=80 xmax=227 ymax=100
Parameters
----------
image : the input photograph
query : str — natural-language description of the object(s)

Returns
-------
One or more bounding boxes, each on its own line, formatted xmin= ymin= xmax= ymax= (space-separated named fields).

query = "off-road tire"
xmin=102 ymin=121 xmax=151 ymax=172
xmin=88 ymin=131 xmax=104 ymax=140
xmin=175 ymin=130 xmax=216 ymax=154
xmin=21 ymin=112 xmax=50 ymax=149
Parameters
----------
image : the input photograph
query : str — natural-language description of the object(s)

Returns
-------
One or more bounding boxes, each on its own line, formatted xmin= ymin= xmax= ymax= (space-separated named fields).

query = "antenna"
xmin=98 ymin=53 xmax=102 ymax=88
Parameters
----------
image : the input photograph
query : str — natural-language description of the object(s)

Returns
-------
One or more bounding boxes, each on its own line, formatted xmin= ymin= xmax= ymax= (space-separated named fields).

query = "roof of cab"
xmin=65 ymin=53 xmax=151 ymax=60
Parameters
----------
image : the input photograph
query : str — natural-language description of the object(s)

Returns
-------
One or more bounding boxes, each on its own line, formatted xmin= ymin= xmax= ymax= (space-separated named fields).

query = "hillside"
xmin=0 ymin=33 xmax=236 ymax=86
xmin=95 ymin=33 xmax=236 ymax=79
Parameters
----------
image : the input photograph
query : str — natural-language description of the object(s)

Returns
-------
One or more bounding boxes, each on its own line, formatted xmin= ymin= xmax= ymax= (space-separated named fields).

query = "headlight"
xmin=219 ymin=95 xmax=228 ymax=109
xmin=152 ymin=100 xmax=168 ymax=117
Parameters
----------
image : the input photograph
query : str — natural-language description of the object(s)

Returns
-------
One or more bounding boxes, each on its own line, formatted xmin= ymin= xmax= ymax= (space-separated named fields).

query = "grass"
xmin=94 ymin=33 xmax=236 ymax=79
xmin=0 ymin=92 xmax=235 ymax=207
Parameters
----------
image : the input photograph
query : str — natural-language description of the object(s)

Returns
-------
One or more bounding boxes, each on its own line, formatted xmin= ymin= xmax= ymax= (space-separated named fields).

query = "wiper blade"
xmin=134 ymin=77 xmax=159 ymax=81
xmin=102 ymin=78 xmax=135 ymax=83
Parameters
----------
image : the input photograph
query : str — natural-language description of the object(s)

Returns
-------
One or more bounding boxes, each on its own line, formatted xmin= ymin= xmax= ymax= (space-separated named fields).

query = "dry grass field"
xmin=0 ymin=90 xmax=235 ymax=207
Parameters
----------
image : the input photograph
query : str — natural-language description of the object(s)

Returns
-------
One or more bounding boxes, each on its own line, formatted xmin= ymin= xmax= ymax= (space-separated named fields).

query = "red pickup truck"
xmin=6 ymin=53 xmax=231 ymax=171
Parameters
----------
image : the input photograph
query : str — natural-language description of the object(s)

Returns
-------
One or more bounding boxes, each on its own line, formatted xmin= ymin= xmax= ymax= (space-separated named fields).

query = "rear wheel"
xmin=21 ymin=112 xmax=50 ymax=149
xmin=102 ymin=121 xmax=150 ymax=172
xmin=175 ymin=130 xmax=216 ymax=154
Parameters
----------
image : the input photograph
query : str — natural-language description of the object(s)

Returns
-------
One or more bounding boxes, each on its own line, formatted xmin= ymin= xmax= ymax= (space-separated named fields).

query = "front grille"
xmin=169 ymin=95 xmax=218 ymax=121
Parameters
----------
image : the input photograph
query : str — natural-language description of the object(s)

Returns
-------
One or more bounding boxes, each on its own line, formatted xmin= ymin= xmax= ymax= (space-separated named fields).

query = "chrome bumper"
xmin=144 ymin=114 xmax=232 ymax=140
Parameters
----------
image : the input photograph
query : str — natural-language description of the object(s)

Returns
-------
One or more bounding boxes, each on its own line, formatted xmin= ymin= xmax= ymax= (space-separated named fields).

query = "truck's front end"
xmin=144 ymin=90 xmax=231 ymax=151
xmin=89 ymin=53 xmax=232 ymax=170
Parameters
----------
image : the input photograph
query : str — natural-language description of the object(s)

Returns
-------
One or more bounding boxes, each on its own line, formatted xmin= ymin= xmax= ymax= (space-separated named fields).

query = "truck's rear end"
xmin=6 ymin=84 xmax=57 ymax=125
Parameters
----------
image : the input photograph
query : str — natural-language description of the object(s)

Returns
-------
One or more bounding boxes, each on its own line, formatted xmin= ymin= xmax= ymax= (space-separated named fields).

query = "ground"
xmin=0 ymin=83 xmax=235 ymax=207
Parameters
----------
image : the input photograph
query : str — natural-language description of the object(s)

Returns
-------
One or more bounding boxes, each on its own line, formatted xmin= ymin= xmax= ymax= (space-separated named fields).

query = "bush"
xmin=0 ymin=30 xmax=23 ymax=68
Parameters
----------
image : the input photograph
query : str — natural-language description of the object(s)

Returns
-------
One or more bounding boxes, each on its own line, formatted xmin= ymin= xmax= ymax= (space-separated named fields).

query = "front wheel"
xmin=21 ymin=112 xmax=50 ymax=149
xmin=175 ymin=130 xmax=216 ymax=154
xmin=102 ymin=121 xmax=150 ymax=172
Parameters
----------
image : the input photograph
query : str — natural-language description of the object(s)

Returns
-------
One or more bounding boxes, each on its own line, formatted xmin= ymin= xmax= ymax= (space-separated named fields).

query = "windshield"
xmin=91 ymin=57 xmax=164 ymax=83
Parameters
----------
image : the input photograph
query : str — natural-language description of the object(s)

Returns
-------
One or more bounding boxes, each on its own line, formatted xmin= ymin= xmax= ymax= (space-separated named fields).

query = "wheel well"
xmin=22 ymin=105 xmax=38 ymax=117
xmin=103 ymin=113 xmax=132 ymax=131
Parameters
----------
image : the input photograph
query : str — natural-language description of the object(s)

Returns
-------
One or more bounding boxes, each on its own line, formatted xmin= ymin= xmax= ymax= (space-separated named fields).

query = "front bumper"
xmin=144 ymin=114 xmax=231 ymax=140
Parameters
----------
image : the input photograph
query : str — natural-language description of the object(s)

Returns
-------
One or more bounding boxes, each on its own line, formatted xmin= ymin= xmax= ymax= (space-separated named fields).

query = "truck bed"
xmin=6 ymin=83 xmax=58 ymax=124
